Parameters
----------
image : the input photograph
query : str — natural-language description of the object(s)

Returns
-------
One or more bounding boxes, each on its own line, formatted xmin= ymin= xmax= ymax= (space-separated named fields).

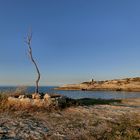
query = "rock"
xmin=32 ymin=99 xmax=44 ymax=107
xmin=44 ymin=94 xmax=52 ymax=106
xmin=8 ymin=97 xmax=19 ymax=105
xmin=44 ymin=94 xmax=50 ymax=100
xmin=18 ymin=95 xmax=25 ymax=99
xmin=57 ymin=77 xmax=140 ymax=92
xmin=0 ymin=116 xmax=49 ymax=140
xmin=32 ymin=93 xmax=41 ymax=99
xmin=8 ymin=97 xmax=32 ymax=107
xmin=0 ymin=127 xmax=8 ymax=134
xmin=20 ymin=98 xmax=32 ymax=106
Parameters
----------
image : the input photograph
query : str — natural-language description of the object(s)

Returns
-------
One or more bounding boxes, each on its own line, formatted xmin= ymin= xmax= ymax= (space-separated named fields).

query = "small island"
xmin=56 ymin=77 xmax=140 ymax=92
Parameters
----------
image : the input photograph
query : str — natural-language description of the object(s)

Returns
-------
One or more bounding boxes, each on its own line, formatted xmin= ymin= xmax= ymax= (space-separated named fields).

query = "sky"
xmin=0 ymin=0 xmax=140 ymax=86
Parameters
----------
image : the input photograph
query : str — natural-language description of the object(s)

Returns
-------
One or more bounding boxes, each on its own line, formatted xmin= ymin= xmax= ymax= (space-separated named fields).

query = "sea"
xmin=0 ymin=86 xmax=140 ymax=99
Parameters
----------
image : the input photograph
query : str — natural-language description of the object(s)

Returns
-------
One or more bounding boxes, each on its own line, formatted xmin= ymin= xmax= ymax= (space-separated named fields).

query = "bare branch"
xmin=25 ymin=31 xmax=41 ymax=93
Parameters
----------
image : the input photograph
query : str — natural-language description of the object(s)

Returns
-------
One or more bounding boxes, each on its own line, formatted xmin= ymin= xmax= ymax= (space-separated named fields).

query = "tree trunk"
xmin=25 ymin=32 xmax=41 ymax=93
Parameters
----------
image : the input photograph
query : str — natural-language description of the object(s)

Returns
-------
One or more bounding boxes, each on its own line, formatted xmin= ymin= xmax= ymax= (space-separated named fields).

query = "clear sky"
xmin=0 ymin=0 xmax=140 ymax=86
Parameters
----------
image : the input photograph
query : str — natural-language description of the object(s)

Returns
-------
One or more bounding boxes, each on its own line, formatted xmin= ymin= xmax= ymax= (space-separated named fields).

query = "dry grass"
xmin=0 ymin=86 xmax=28 ymax=111
xmin=0 ymin=88 xmax=140 ymax=139
xmin=29 ymin=106 xmax=140 ymax=140
xmin=102 ymin=114 xmax=140 ymax=140
xmin=0 ymin=87 xmax=59 ymax=113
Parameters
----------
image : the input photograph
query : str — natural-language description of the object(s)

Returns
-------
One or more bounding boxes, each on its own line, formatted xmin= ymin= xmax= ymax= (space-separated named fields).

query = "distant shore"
xmin=56 ymin=77 xmax=140 ymax=92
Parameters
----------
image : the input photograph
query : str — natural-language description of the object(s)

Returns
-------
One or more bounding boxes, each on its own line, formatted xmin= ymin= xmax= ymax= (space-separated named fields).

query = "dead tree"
xmin=25 ymin=31 xmax=41 ymax=93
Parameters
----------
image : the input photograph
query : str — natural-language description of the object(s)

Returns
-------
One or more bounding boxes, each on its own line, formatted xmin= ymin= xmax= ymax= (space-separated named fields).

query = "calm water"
xmin=0 ymin=86 xmax=140 ymax=99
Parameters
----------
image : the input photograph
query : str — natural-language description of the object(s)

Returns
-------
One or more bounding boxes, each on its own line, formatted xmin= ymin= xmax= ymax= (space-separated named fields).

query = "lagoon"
xmin=0 ymin=86 xmax=140 ymax=99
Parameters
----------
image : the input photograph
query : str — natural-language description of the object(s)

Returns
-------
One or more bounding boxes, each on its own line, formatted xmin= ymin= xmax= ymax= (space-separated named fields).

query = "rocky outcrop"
xmin=0 ymin=113 xmax=48 ymax=139
xmin=7 ymin=93 xmax=74 ymax=109
xmin=56 ymin=77 xmax=140 ymax=92
xmin=32 ymin=93 xmax=41 ymax=99
xmin=8 ymin=93 xmax=53 ymax=108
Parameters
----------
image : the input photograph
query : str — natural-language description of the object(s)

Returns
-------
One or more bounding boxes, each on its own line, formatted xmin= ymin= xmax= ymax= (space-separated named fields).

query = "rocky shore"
xmin=56 ymin=77 xmax=140 ymax=92
xmin=0 ymin=98 xmax=140 ymax=140
xmin=0 ymin=91 xmax=140 ymax=139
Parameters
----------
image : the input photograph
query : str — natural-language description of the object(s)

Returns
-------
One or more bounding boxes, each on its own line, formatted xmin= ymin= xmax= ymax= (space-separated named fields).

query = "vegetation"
xmin=77 ymin=98 xmax=121 ymax=106
xmin=0 ymin=87 xmax=27 ymax=111
xmin=0 ymin=89 xmax=140 ymax=139
xmin=102 ymin=114 xmax=140 ymax=140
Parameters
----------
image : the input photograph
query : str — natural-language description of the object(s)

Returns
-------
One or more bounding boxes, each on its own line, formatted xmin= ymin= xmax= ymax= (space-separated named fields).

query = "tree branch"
xmin=25 ymin=31 xmax=41 ymax=93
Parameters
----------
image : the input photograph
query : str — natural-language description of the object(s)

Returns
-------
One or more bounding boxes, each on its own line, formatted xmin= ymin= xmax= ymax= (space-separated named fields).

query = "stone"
xmin=44 ymin=94 xmax=52 ymax=106
xmin=18 ymin=95 xmax=25 ymax=99
xmin=44 ymin=94 xmax=50 ymax=100
xmin=8 ymin=97 xmax=19 ymax=105
xmin=32 ymin=99 xmax=44 ymax=107
xmin=0 ymin=127 xmax=8 ymax=134
xmin=20 ymin=98 xmax=32 ymax=106
xmin=32 ymin=93 xmax=41 ymax=99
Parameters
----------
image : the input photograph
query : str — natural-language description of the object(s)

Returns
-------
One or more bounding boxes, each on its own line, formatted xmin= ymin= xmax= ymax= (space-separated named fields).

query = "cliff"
xmin=56 ymin=77 xmax=140 ymax=92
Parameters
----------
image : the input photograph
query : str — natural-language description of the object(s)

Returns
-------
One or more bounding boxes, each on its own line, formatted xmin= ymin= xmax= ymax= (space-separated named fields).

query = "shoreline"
xmin=55 ymin=88 xmax=140 ymax=92
xmin=56 ymin=77 xmax=140 ymax=92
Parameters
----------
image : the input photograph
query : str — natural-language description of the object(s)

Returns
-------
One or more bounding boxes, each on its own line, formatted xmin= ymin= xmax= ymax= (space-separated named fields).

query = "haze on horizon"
xmin=0 ymin=0 xmax=140 ymax=86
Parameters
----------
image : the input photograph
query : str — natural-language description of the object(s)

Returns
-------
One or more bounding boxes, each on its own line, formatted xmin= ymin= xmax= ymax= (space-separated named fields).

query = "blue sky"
xmin=0 ymin=0 xmax=140 ymax=86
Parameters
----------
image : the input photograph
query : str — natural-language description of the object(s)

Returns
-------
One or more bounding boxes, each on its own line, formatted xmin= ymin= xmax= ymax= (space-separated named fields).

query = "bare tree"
xmin=25 ymin=31 xmax=41 ymax=93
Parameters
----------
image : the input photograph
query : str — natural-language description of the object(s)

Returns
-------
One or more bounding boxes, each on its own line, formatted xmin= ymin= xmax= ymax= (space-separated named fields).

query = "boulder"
xmin=8 ymin=97 xmax=31 ymax=107
xmin=44 ymin=94 xmax=50 ymax=100
xmin=19 ymin=98 xmax=32 ymax=106
xmin=18 ymin=95 xmax=25 ymax=99
xmin=32 ymin=93 xmax=41 ymax=99
xmin=32 ymin=99 xmax=44 ymax=107
xmin=43 ymin=94 xmax=52 ymax=106
xmin=8 ymin=97 xmax=19 ymax=105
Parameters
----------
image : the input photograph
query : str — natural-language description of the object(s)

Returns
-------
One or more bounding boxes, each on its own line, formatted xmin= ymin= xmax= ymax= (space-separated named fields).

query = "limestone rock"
xmin=57 ymin=77 xmax=140 ymax=92
xmin=18 ymin=95 xmax=25 ymax=99
xmin=32 ymin=99 xmax=44 ymax=107
xmin=44 ymin=94 xmax=52 ymax=106
xmin=8 ymin=97 xmax=19 ymax=105
xmin=44 ymin=94 xmax=50 ymax=100
xmin=19 ymin=98 xmax=32 ymax=106
xmin=32 ymin=93 xmax=41 ymax=99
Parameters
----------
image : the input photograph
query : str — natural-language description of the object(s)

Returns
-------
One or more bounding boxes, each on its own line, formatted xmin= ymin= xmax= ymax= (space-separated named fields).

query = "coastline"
xmin=56 ymin=77 xmax=140 ymax=92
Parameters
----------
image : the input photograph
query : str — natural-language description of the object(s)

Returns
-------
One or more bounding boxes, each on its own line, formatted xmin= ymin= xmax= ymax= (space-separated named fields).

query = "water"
xmin=0 ymin=86 xmax=140 ymax=99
